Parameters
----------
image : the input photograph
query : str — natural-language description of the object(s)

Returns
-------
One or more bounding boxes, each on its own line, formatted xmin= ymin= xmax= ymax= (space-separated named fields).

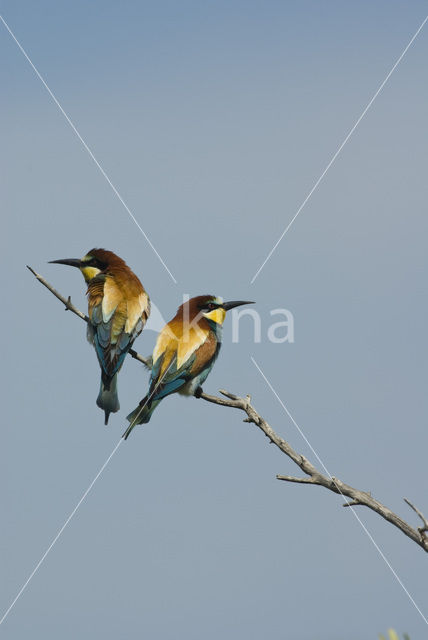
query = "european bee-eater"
xmin=123 ymin=295 xmax=254 ymax=439
xmin=50 ymin=248 xmax=150 ymax=424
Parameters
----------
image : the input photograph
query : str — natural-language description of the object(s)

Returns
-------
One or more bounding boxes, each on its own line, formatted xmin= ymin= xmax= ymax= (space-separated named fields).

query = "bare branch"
xmin=27 ymin=265 xmax=150 ymax=367
xmin=27 ymin=265 xmax=89 ymax=321
xmin=199 ymin=389 xmax=428 ymax=553
xmin=29 ymin=267 xmax=428 ymax=553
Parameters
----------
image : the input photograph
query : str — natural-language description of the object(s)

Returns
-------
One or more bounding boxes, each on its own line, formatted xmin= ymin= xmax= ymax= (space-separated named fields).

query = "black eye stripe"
xmin=83 ymin=258 xmax=107 ymax=270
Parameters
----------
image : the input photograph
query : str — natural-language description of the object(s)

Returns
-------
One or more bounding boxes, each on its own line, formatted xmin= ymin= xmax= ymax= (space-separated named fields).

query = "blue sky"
xmin=2 ymin=2 xmax=428 ymax=638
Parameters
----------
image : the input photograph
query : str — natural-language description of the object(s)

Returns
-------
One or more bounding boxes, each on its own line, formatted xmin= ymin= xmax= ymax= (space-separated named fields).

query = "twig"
xmin=275 ymin=475 xmax=317 ymax=485
xmin=404 ymin=498 xmax=428 ymax=538
xmin=28 ymin=266 xmax=428 ymax=552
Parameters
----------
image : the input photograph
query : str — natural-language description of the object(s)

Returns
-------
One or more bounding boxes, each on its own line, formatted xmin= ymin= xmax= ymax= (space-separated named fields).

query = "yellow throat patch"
xmin=80 ymin=266 xmax=101 ymax=282
xmin=203 ymin=307 xmax=226 ymax=325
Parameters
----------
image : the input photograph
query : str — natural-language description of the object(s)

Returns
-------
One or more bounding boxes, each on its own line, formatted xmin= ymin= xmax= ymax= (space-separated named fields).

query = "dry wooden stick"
xmin=28 ymin=265 xmax=428 ymax=552
xmin=199 ymin=389 xmax=428 ymax=552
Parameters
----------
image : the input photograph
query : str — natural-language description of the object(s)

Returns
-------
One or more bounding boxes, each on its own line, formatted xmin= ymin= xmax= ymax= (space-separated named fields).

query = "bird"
xmin=50 ymin=248 xmax=150 ymax=424
xmin=123 ymin=295 xmax=254 ymax=439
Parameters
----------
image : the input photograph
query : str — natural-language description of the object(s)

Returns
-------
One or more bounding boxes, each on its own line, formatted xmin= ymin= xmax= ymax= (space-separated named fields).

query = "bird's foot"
xmin=194 ymin=386 xmax=204 ymax=398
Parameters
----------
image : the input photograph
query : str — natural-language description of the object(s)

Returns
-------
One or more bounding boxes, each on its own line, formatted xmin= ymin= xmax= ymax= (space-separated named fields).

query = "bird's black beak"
xmin=49 ymin=258 xmax=82 ymax=268
xmin=222 ymin=300 xmax=255 ymax=311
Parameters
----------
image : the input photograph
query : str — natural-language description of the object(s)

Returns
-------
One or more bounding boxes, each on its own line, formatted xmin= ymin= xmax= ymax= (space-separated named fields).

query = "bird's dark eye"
xmin=198 ymin=301 xmax=218 ymax=312
xmin=86 ymin=257 xmax=107 ymax=270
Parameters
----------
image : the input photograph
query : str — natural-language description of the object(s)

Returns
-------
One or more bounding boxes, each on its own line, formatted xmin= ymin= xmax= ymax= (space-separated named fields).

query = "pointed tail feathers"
xmin=97 ymin=373 xmax=120 ymax=425
xmin=122 ymin=396 xmax=160 ymax=440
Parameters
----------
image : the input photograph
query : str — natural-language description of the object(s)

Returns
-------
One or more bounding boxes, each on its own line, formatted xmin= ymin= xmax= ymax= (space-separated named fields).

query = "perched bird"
xmin=123 ymin=295 xmax=254 ymax=439
xmin=50 ymin=249 xmax=150 ymax=424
